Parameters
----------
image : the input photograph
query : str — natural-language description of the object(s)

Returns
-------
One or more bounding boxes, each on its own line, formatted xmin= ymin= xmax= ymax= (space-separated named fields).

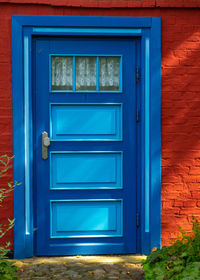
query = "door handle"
xmin=42 ymin=131 xmax=50 ymax=160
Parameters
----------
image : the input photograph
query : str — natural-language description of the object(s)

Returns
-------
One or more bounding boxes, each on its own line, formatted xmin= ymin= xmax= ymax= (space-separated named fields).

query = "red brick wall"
xmin=0 ymin=1 xmax=200 ymax=249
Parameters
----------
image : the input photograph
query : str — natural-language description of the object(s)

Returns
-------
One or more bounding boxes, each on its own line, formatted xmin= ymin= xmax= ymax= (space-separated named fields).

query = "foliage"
xmin=0 ymin=155 xmax=20 ymax=279
xmin=143 ymin=218 xmax=200 ymax=280
xmin=0 ymin=259 xmax=18 ymax=280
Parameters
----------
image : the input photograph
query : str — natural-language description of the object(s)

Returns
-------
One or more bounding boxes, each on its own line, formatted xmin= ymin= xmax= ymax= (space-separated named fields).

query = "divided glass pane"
xmin=99 ymin=57 xmax=120 ymax=91
xmin=76 ymin=57 xmax=96 ymax=91
xmin=51 ymin=56 xmax=73 ymax=91
xmin=51 ymin=55 xmax=121 ymax=92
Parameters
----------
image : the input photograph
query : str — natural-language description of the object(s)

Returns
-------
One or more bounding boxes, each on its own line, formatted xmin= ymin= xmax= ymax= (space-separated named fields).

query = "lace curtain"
xmin=99 ymin=57 xmax=120 ymax=91
xmin=51 ymin=57 xmax=73 ymax=90
xmin=76 ymin=57 xmax=96 ymax=91
xmin=51 ymin=56 xmax=120 ymax=91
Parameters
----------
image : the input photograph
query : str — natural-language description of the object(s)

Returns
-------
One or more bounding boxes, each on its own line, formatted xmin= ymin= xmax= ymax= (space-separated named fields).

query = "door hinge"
xmin=136 ymin=213 xmax=140 ymax=228
xmin=136 ymin=67 xmax=140 ymax=83
xmin=136 ymin=110 xmax=140 ymax=122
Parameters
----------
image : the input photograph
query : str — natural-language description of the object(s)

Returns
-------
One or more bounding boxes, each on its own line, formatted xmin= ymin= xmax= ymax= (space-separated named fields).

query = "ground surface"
xmin=14 ymin=255 xmax=146 ymax=279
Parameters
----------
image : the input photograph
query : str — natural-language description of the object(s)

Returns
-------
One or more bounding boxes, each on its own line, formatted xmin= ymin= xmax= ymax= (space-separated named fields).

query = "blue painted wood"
xmin=35 ymin=36 xmax=137 ymax=255
xmin=12 ymin=16 xmax=26 ymax=259
xmin=140 ymin=21 xmax=161 ymax=254
xmin=12 ymin=23 xmax=34 ymax=259
xmin=24 ymin=35 xmax=31 ymax=236
xmin=33 ymin=27 xmax=142 ymax=34
xmin=50 ymin=103 xmax=122 ymax=141
xmin=150 ymin=17 xmax=161 ymax=251
xmin=50 ymin=152 xmax=123 ymax=189
xmin=140 ymin=28 xmax=151 ymax=254
xmin=120 ymin=56 xmax=123 ymax=92
xmin=50 ymin=200 xmax=123 ymax=238
xmin=144 ymin=36 xmax=150 ymax=233
xmin=24 ymin=29 xmax=34 ymax=258
xmin=135 ymin=38 xmax=142 ymax=253
xmin=12 ymin=15 xmax=152 ymax=28
xmin=96 ymin=56 xmax=99 ymax=91
xmin=12 ymin=15 xmax=161 ymax=258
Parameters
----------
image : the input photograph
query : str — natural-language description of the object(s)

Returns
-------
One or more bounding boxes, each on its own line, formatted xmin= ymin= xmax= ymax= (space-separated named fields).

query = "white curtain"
xmin=99 ymin=57 xmax=120 ymax=91
xmin=76 ymin=57 xmax=96 ymax=91
xmin=51 ymin=56 xmax=120 ymax=91
xmin=51 ymin=57 xmax=73 ymax=90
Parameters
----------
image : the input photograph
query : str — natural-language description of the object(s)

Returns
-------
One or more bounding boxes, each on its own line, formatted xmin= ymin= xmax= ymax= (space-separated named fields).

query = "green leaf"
xmin=143 ymin=218 xmax=200 ymax=280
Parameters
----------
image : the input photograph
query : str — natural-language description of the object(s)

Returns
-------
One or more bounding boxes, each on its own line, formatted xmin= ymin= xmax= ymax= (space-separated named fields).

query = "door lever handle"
xmin=42 ymin=131 xmax=50 ymax=160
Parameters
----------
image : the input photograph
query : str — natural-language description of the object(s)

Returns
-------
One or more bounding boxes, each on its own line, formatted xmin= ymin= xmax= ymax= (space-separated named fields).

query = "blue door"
xmin=34 ymin=36 xmax=139 ymax=255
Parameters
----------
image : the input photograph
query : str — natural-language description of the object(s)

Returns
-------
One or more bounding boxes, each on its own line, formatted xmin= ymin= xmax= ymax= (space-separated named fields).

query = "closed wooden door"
xmin=33 ymin=36 xmax=138 ymax=255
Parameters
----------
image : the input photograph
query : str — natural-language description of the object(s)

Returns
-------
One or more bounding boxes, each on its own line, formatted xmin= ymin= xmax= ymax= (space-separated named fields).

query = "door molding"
xmin=12 ymin=15 xmax=161 ymax=258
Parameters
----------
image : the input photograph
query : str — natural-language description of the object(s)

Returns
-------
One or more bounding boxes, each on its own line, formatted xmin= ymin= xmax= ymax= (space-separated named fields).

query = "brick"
xmin=161 ymin=215 xmax=179 ymax=224
xmin=162 ymin=208 xmax=181 ymax=216
xmin=191 ymin=192 xmax=200 ymax=199
xmin=0 ymin=0 xmax=200 ymax=9
xmin=162 ymin=191 xmax=189 ymax=201
xmin=188 ymin=182 xmax=200 ymax=188
xmin=1 ymin=0 xmax=200 ymax=250
xmin=162 ymin=200 xmax=174 ymax=209
xmin=0 ymin=0 xmax=157 ymax=8
xmin=173 ymin=201 xmax=184 ymax=207
xmin=162 ymin=183 xmax=184 ymax=192
xmin=180 ymin=209 xmax=200 ymax=215
xmin=162 ymin=175 xmax=184 ymax=184
xmin=197 ymin=201 xmax=200 ymax=208
xmin=184 ymin=176 xmax=200 ymax=184
xmin=183 ymin=200 xmax=197 ymax=208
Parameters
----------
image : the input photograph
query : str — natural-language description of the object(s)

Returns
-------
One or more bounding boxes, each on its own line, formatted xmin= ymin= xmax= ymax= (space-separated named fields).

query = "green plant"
xmin=0 ymin=155 xmax=20 ymax=279
xmin=143 ymin=217 xmax=200 ymax=279
xmin=0 ymin=259 xmax=18 ymax=280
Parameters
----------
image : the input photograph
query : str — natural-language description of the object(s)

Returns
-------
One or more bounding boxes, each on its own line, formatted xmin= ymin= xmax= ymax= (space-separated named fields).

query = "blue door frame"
xmin=12 ymin=15 xmax=161 ymax=258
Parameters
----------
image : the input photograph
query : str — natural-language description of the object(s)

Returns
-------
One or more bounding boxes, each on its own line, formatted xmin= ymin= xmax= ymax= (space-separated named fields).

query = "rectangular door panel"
xmin=50 ymin=199 xmax=123 ymax=238
xmin=50 ymin=151 xmax=123 ymax=189
xmin=50 ymin=103 xmax=122 ymax=141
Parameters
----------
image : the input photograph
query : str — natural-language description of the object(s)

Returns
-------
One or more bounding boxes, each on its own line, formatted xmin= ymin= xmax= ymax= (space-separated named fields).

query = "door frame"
xmin=12 ymin=15 xmax=161 ymax=258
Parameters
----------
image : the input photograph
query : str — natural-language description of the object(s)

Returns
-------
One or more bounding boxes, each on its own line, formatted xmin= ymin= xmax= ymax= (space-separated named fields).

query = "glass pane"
xmin=76 ymin=57 xmax=96 ymax=91
xmin=51 ymin=56 xmax=73 ymax=91
xmin=99 ymin=57 xmax=120 ymax=91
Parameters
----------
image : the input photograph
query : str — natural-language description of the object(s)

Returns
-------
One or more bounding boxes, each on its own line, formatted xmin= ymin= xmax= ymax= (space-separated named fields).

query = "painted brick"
xmin=0 ymin=2 xmax=200 ymax=250
xmin=0 ymin=0 xmax=157 ymax=8
xmin=180 ymin=208 xmax=200 ymax=216
xmin=157 ymin=0 xmax=200 ymax=8
xmin=189 ymin=167 xmax=200 ymax=175
xmin=191 ymin=192 xmax=200 ymax=200
xmin=183 ymin=200 xmax=197 ymax=208
xmin=1 ymin=0 xmax=200 ymax=8
xmin=162 ymin=200 xmax=174 ymax=210
xmin=188 ymin=183 xmax=200 ymax=191
xmin=197 ymin=201 xmax=200 ymax=208
xmin=173 ymin=201 xmax=184 ymax=207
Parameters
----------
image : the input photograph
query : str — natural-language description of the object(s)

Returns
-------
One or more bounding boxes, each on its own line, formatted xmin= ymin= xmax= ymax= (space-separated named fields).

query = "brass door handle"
xmin=42 ymin=131 xmax=50 ymax=160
